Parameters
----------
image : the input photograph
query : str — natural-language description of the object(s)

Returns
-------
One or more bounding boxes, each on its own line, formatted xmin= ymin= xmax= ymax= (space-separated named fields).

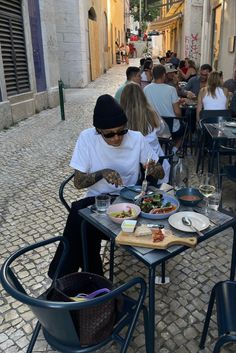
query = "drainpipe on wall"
xmin=200 ymin=0 xmax=210 ymax=66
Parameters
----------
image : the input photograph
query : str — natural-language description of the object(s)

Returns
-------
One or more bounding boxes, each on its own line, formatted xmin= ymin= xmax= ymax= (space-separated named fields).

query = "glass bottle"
xmin=173 ymin=153 xmax=189 ymax=190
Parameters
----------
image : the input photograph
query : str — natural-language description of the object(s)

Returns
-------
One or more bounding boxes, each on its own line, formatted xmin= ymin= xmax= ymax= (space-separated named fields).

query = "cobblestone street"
xmin=0 ymin=59 xmax=236 ymax=353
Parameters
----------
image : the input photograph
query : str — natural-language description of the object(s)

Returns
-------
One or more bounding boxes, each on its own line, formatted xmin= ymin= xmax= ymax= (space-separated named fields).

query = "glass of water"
xmin=95 ymin=194 xmax=111 ymax=212
xmin=208 ymin=189 xmax=222 ymax=211
xmin=218 ymin=117 xmax=225 ymax=131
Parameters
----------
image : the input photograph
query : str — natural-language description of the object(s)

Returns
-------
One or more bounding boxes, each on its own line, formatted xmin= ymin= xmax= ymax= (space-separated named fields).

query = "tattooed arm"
xmin=144 ymin=159 xmax=165 ymax=181
xmin=74 ymin=169 xmax=123 ymax=189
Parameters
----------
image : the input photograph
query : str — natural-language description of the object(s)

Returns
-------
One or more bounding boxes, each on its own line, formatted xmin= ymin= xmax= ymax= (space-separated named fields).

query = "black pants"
xmin=48 ymin=197 xmax=109 ymax=278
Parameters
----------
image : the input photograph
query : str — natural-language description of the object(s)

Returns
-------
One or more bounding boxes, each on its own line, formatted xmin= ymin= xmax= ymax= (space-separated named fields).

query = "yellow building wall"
xmin=108 ymin=0 xmax=125 ymax=66
xmin=87 ymin=0 xmax=124 ymax=77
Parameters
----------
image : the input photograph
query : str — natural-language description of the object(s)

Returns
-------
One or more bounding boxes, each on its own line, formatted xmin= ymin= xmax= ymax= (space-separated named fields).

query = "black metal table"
xmin=204 ymin=123 xmax=236 ymax=183
xmin=79 ymin=205 xmax=236 ymax=353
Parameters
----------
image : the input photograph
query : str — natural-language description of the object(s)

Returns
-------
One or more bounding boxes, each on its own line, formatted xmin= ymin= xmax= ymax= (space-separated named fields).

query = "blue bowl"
xmin=175 ymin=187 xmax=203 ymax=206
xmin=140 ymin=192 xmax=180 ymax=220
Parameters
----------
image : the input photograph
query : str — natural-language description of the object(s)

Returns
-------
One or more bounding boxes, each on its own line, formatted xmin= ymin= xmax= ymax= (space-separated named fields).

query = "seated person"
xmin=48 ymin=94 xmax=165 ymax=278
xmin=120 ymin=82 xmax=170 ymax=184
xmin=181 ymin=64 xmax=213 ymax=99
xmin=114 ymin=66 xmax=141 ymax=103
xmin=230 ymin=90 xmax=236 ymax=116
xmin=140 ymin=59 xmax=153 ymax=89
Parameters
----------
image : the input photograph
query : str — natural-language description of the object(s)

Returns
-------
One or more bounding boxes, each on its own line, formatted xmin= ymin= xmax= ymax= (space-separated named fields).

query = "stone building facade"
xmin=0 ymin=0 xmax=126 ymax=131
xmin=148 ymin=0 xmax=236 ymax=79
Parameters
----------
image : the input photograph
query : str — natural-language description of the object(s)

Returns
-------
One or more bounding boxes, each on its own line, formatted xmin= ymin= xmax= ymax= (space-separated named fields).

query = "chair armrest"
xmin=59 ymin=173 xmax=75 ymax=212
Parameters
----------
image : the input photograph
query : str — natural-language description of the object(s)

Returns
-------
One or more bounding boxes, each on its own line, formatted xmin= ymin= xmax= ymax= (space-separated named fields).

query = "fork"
xmin=141 ymin=157 xmax=150 ymax=193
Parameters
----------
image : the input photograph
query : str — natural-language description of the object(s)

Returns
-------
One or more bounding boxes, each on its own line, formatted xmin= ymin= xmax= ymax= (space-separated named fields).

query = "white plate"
xmin=225 ymin=122 xmax=236 ymax=128
xmin=168 ymin=211 xmax=210 ymax=232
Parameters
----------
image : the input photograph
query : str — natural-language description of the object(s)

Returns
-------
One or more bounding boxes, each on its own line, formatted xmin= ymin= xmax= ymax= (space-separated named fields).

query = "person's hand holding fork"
xmin=143 ymin=159 xmax=165 ymax=180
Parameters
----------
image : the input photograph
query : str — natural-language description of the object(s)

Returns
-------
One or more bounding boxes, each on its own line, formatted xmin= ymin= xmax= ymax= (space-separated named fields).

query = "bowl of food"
xmin=175 ymin=187 xmax=203 ymax=206
xmin=140 ymin=192 xmax=179 ymax=220
xmin=107 ymin=203 xmax=141 ymax=224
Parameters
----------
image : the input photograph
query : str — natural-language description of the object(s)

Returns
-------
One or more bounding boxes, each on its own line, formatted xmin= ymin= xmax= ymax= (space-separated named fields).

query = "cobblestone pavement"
xmin=0 ymin=58 xmax=236 ymax=353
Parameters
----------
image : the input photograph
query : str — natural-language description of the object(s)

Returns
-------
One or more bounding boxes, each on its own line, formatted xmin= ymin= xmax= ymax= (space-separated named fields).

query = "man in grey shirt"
xmin=144 ymin=65 xmax=184 ymax=150
xmin=182 ymin=64 xmax=212 ymax=98
xmin=223 ymin=66 xmax=236 ymax=94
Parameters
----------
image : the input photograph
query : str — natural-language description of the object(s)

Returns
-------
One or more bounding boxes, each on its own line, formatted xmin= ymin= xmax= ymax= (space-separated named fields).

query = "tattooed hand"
xmin=74 ymin=168 xmax=123 ymax=189
xmin=101 ymin=169 xmax=123 ymax=187
xmin=143 ymin=159 xmax=165 ymax=180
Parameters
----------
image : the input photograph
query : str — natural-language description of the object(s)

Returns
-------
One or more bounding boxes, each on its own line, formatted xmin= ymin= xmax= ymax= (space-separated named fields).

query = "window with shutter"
xmin=0 ymin=0 xmax=30 ymax=96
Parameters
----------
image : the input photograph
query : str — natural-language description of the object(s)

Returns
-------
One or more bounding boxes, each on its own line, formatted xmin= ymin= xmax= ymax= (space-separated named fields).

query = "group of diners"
xmin=115 ymin=56 xmax=236 ymax=148
xmin=48 ymin=55 xmax=236 ymax=280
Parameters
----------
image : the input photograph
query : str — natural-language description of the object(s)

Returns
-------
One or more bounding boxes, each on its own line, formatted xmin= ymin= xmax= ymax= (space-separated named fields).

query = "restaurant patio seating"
xmin=199 ymin=280 xmax=236 ymax=353
xmin=161 ymin=116 xmax=188 ymax=155
xmin=216 ymin=145 xmax=236 ymax=188
xmin=0 ymin=236 xmax=150 ymax=353
xmin=195 ymin=112 xmax=231 ymax=173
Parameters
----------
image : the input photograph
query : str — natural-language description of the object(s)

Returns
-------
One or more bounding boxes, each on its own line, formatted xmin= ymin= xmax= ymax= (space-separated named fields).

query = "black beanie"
xmin=93 ymin=94 xmax=128 ymax=129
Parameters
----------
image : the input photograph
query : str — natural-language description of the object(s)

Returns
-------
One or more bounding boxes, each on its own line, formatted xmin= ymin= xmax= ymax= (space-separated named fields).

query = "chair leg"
xmin=143 ymin=305 xmax=152 ymax=353
xmin=27 ymin=321 xmax=41 ymax=353
xmin=199 ymin=288 xmax=216 ymax=349
xmin=213 ymin=335 xmax=236 ymax=353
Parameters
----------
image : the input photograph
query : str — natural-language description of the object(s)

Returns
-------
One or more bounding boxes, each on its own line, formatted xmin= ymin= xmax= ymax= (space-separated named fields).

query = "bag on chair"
xmin=48 ymin=272 xmax=121 ymax=346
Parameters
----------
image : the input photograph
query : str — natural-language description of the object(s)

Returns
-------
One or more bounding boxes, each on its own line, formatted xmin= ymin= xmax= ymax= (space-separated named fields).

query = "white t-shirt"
xmin=144 ymin=83 xmax=180 ymax=132
xmin=202 ymin=87 xmax=227 ymax=110
xmin=70 ymin=128 xmax=159 ymax=196
xmin=145 ymin=128 xmax=170 ymax=184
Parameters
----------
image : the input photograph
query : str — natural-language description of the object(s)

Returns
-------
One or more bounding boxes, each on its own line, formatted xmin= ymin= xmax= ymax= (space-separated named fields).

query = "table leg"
xmin=81 ymin=220 xmax=88 ymax=271
xmin=230 ymin=225 xmax=236 ymax=281
xmin=109 ymin=239 xmax=115 ymax=282
xmin=148 ymin=265 xmax=156 ymax=353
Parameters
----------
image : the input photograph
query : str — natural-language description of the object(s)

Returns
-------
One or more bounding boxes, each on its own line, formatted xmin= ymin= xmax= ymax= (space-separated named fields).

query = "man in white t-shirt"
xmin=144 ymin=64 xmax=185 ymax=149
xmin=49 ymin=94 xmax=164 ymax=278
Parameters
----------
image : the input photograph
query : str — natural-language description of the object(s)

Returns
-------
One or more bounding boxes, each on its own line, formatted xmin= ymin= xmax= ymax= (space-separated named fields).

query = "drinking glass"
xmin=95 ymin=194 xmax=111 ymax=212
xmin=218 ymin=116 xmax=225 ymax=131
xmin=198 ymin=173 xmax=216 ymax=215
xmin=208 ymin=188 xmax=222 ymax=211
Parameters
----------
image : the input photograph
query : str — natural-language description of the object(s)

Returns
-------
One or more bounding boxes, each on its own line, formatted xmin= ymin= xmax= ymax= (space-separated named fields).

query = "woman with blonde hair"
xmin=197 ymin=71 xmax=229 ymax=121
xmin=120 ymin=82 xmax=170 ymax=183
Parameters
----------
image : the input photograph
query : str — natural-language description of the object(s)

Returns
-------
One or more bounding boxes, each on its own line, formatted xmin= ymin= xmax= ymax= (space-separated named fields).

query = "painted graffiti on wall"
xmin=184 ymin=33 xmax=200 ymax=62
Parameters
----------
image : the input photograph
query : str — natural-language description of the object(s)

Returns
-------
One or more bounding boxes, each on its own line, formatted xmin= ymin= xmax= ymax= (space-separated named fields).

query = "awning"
xmin=148 ymin=12 xmax=183 ymax=31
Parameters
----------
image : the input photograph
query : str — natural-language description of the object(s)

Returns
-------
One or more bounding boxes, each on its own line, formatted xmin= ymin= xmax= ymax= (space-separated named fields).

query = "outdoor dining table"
xmin=203 ymin=122 xmax=236 ymax=180
xmin=79 ymin=197 xmax=236 ymax=353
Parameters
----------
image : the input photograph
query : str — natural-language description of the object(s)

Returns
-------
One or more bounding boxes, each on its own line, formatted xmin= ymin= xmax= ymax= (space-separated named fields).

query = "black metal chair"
xmin=216 ymin=145 xmax=236 ymax=188
xmin=196 ymin=113 xmax=232 ymax=174
xmin=0 ymin=236 xmax=150 ymax=353
xmin=161 ymin=116 xmax=188 ymax=155
xmin=59 ymin=172 xmax=75 ymax=212
xmin=199 ymin=280 xmax=236 ymax=352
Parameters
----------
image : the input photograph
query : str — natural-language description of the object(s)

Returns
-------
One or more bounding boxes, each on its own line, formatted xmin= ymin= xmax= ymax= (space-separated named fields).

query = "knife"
xmin=146 ymin=224 xmax=164 ymax=229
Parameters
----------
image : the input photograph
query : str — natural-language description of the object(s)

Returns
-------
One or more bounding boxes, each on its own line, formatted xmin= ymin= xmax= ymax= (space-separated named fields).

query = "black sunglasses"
xmin=101 ymin=129 xmax=128 ymax=139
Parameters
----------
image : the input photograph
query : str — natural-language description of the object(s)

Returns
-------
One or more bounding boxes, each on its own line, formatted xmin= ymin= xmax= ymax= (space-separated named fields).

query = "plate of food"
xmin=139 ymin=192 xmax=179 ymax=219
xmin=107 ymin=203 xmax=141 ymax=224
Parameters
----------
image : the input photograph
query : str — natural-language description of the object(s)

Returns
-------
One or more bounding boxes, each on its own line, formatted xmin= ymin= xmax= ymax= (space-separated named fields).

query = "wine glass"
xmin=198 ymin=173 xmax=216 ymax=215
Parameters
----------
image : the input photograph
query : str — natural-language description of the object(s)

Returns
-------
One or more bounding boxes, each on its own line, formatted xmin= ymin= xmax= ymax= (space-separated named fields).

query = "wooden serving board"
xmin=116 ymin=229 xmax=197 ymax=249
